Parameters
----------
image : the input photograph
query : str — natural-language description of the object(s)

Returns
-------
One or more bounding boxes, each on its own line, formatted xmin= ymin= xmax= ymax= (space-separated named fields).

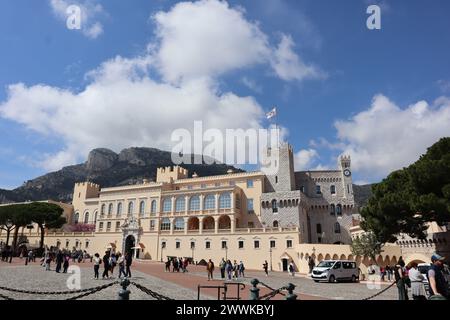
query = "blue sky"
xmin=1 ymin=0 xmax=450 ymax=189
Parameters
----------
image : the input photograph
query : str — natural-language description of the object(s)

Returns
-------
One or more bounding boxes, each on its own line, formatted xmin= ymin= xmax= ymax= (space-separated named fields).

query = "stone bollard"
xmin=285 ymin=283 xmax=297 ymax=300
xmin=118 ymin=278 xmax=131 ymax=300
xmin=250 ymin=278 xmax=260 ymax=300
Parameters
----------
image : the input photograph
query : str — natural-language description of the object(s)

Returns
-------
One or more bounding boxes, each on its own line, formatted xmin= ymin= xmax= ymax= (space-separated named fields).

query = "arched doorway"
xmin=125 ymin=235 xmax=135 ymax=257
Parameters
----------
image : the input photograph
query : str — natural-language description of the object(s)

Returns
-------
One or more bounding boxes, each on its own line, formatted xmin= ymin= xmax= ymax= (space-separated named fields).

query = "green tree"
xmin=25 ymin=202 xmax=66 ymax=249
xmin=361 ymin=137 xmax=450 ymax=243
xmin=351 ymin=233 xmax=383 ymax=262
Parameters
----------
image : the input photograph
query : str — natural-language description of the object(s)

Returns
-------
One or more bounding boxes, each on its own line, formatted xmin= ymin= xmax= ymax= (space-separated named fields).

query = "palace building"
xmin=1 ymin=143 xmax=407 ymax=274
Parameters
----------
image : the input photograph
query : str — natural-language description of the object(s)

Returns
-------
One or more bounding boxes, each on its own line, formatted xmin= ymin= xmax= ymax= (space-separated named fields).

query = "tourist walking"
xmin=45 ymin=252 xmax=51 ymax=271
xmin=117 ymin=253 xmax=126 ymax=278
xmin=394 ymin=257 xmax=408 ymax=300
xmin=308 ymin=256 xmax=315 ymax=274
xmin=165 ymin=258 xmax=171 ymax=272
xmin=263 ymin=260 xmax=269 ymax=276
xmin=407 ymin=262 xmax=426 ymax=300
xmin=220 ymin=258 xmax=226 ymax=279
xmin=109 ymin=253 xmax=117 ymax=277
xmin=225 ymin=260 xmax=232 ymax=280
xmin=93 ymin=253 xmax=101 ymax=279
xmin=207 ymin=259 xmax=215 ymax=280
xmin=55 ymin=250 xmax=63 ymax=273
xmin=239 ymin=261 xmax=245 ymax=278
xmin=289 ymin=261 xmax=295 ymax=277
xmin=428 ymin=253 xmax=449 ymax=299
xmin=63 ymin=254 xmax=69 ymax=273
xmin=125 ymin=252 xmax=132 ymax=278
xmin=102 ymin=251 xmax=110 ymax=279
xmin=233 ymin=260 xmax=238 ymax=279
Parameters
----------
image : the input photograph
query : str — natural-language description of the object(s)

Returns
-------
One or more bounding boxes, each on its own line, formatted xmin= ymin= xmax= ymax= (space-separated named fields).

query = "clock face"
xmin=344 ymin=169 xmax=351 ymax=177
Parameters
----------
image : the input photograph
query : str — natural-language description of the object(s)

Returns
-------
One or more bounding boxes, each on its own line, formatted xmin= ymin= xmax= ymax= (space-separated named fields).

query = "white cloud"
xmin=241 ymin=77 xmax=262 ymax=93
xmin=1 ymin=0 xmax=323 ymax=172
xmin=294 ymin=148 xmax=319 ymax=171
xmin=437 ymin=80 xmax=450 ymax=93
xmin=333 ymin=94 xmax=450 ymax=180
xmin=49 ymin=0 xmax=105 ymax=39
xmin=0 ymin=59 xmax=263 ymax=171
xmin=271 ymin=34 xmax=326 ymax=81
xmin=151 ymin=0 xmax=323 ymax=84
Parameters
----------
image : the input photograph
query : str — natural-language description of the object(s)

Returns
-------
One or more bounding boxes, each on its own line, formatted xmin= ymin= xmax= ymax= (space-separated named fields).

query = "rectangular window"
xmin=247 ymin=198 xmax=254 ymax=213
xmin=205 ymin=241 xmax=211 ymax=249
xmin=66 ymin=241 xmax=70 ymax=248
xmin=176 ymin=241 xmax=180 ymax=249
xmin=187 ymin=185 xmax=193 ymax=190
xmin=254 ymin=240 xmax=260 ymax=249
xmin=99 ymin=222 xmax=104 ymax=231
xmin=201 ymin=184 xmax=206 ymax=189
xmin=85 ymin=241 xmax=89 ymax=249
xmin=316 ymin=185 xmax=321 ymax=194
xmin=215 ymin=182 xmax=221 ymax=187
xmin=270 ymin=240 xmax=276 ymax=248
xmin=247 ymin=179 xmax=254 ymax=188
xmin=229 ymin=181 xmax=235 ymax=186
xmin=106 ymin=222 xmax=111 ymax=231
xmin=286 ymin=240 xmax=292 ymax=248
xmin=316 ymin=224 xmax=322 ymax=234
xmin=115 ymin=221 xmax=120 ymax=231
xmin=221 ymin=241 xmax=227 ymax=249
xmin=150 ymin=220 xmax=155 ymax=230
xmin=238 ymin=241 xmax=244 ymax=249
xmin=190 ymin=241 xmax=195 ymax=249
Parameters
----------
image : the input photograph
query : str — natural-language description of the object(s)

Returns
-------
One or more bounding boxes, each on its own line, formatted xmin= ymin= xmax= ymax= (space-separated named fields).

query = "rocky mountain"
xmin=0 ymin=147 xmax=241 ymax=204
xmin=352 ymin=184 xmax=374 ymax=208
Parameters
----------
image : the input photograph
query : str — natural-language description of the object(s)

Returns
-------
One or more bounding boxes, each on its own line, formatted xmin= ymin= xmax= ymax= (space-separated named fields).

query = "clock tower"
xmin=339 ymin=155 xmax=353 ymax=198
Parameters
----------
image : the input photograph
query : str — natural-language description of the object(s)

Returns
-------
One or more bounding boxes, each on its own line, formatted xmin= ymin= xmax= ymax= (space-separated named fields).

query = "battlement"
xmin=75 ymin=181 xmax=100 ymax=188
xmin=156 ymin=166 xmax=189 ymax=183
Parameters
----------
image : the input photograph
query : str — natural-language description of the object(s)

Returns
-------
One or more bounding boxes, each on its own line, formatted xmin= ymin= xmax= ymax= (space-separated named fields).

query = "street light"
xmin=225 ymin=244 xmax=228 ymax=261
xmin=269 ymin=247 xmax=273 ymax=271
xmin=160 ymin=242 xmax=164 ymax=262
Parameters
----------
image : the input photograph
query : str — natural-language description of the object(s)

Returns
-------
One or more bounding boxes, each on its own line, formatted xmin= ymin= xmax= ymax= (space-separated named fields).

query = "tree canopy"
xmin=361 ymin=137 xmax=450 ymax=243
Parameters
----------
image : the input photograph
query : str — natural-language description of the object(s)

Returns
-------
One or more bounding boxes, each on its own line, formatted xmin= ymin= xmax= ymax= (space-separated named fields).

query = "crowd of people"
xmin=165 ymin=257 xmax=190 ymax=273
xmin=206 ymin=259 xmax=247 ymax=281
xmin=96 ymin=251 xmax=133 ymax=280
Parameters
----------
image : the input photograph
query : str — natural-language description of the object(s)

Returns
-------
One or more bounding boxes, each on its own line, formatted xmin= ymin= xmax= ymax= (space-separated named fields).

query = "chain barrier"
xmin=0 ymin=292 xmax=15 ymax=301
xmin=361 ymin=280 xmax=397 ymax=300
xmin=130 ymin=281 xmax=173 ymax=300
xmin=0 ymin=282 xmax=118 ymax=296
xmin=66 ymin=281 xmax=118 ymax=300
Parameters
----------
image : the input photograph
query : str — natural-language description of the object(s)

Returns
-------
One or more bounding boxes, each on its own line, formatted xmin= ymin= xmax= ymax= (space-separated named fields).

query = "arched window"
xmin=117 ymin=202 xmax=122 ymax=216
xmin=161 ymin=218 xmax=171 ymax=231
xmin=108 ymin=203 xmax=113 ymax=215
xmin=189 ymin=196 xmax=200 ymax=211
xmin=175 ymin=197 xmax=185 ymax=212
xmin=219 ymin=193 xmax=231 ymax=209
xmin=330 ymin=204 xmax=335 ymax=215
xmin=174 ymin=218 xmax=185 ymax=230
xmin=330 ymin=185 xmax=336 ymax=195
xmin=271 ymin=199 xmax=278 ymax=213
xmin=334 ymin=222 xmax=341 ymax=234
xmin=74 ymin=212 xmax=79 ymax=224
xmin=94 ymin=211 xmax=98 ymax=223
xmin=273 ymin=220 xmax=279 ymax=228
xmin=139 ymin=201 xmax=145 ymax=215
xmin=162 ymin=198 xmax=172 ymax=212
xmin=204 ymin=195 xmax=216 ymax=210
xmin=101 ymin=204 xmax=106 ymax=215
xmin=336 ymin=204 xmax=342 ymax=216
xmin=151 ymin=200 xmax=157 ymax=214
xmin=128 ymin=201 xmax=134 ymax=215
xmin=84 ymin=212 xmax=89 ymax=224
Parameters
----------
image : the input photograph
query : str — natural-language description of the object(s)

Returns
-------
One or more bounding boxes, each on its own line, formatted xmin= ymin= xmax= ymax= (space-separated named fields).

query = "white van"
xmin=311 ymin=260 xmax=359 ymax=283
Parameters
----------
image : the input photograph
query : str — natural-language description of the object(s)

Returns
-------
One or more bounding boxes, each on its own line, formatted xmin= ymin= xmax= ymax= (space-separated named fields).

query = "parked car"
xmin=311 ymin=260 xmax=359 ymax=283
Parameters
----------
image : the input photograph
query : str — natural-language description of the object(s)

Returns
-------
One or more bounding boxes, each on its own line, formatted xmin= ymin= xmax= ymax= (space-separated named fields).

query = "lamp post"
xmin=225 ymin=245 xmax=228 ymax=261
xmin=269 ymin=247 xmax=273 ymax=271
xmin=191 ymin=245 xmax=195 ymax=263
xmin=5 ymin=219 xmax=13 ymax=246
xmin=160 ymin=242 xmax=164 ymax=262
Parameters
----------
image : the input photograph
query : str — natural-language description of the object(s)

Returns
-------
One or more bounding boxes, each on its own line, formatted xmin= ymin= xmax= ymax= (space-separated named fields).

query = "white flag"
xmin=266 ymin=107 xmax=277 ymax=119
